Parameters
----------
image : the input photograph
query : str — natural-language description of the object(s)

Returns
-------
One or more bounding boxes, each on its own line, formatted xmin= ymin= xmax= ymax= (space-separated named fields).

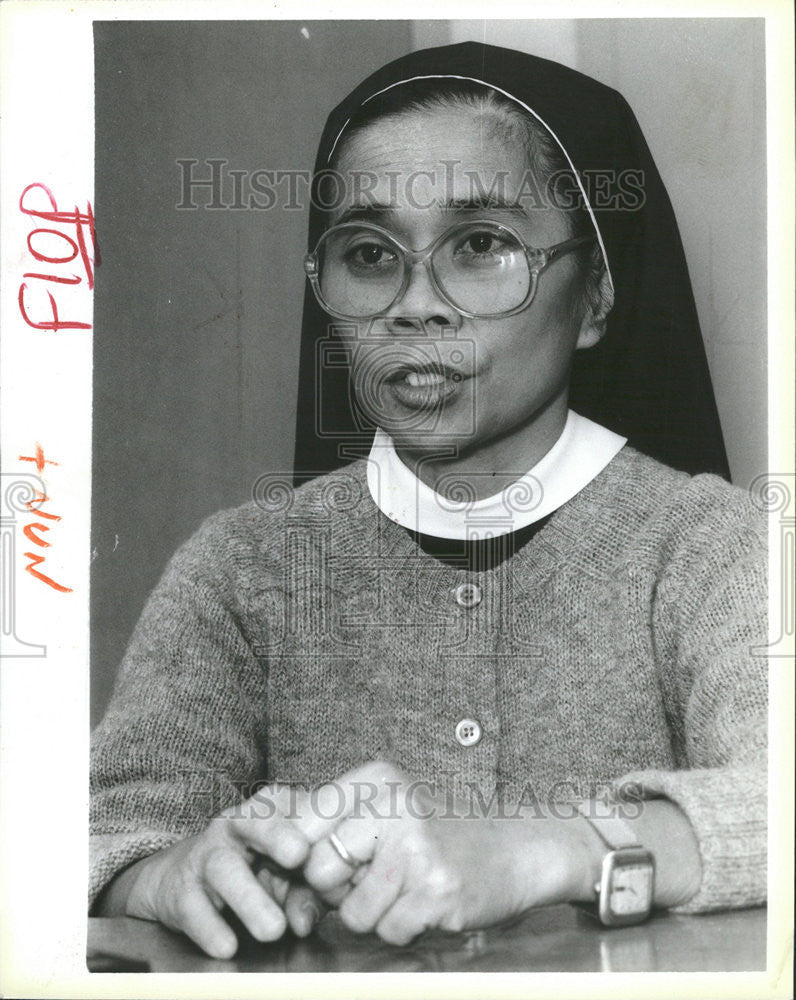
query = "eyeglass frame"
xmin=303 ymin=219 xmax=597 ymax=321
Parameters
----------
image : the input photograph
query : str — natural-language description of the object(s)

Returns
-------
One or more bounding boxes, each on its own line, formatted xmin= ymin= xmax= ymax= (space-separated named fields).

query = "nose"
xmin=382 ymin=257 xmax=461 ymax=334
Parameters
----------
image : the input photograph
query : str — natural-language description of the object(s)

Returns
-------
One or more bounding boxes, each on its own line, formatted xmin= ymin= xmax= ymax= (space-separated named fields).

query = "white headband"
xmin=326 ymin=73 xmax=613 ymax=292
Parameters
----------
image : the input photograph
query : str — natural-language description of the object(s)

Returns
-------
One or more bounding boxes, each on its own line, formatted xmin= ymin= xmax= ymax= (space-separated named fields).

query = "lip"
xmin=385 ymin=362 xmax=467 ymax=383
xmin=384 ymin=363 xmax=469 ymax=410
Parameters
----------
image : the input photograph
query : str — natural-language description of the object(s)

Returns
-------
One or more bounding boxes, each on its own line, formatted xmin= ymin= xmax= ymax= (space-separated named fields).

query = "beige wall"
xmin=413 ymin=19 xmax=767 ymax=490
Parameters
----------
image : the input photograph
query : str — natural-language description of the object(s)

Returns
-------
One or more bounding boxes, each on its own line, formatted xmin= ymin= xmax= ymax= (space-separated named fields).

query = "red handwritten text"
xmin=18 ymin=183 xmax=97 ymax=332
xmin=18 ymin=444 xmax=72 ymax=593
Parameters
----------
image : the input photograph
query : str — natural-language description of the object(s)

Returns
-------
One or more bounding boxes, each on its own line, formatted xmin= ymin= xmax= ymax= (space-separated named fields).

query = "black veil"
xmin=293 ymin=41 xmax=730 ymax=482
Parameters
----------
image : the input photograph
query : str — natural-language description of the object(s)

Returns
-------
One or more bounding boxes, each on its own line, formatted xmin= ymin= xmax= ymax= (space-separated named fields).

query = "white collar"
xmin=366 ymin=410 xmax=627 ymax=541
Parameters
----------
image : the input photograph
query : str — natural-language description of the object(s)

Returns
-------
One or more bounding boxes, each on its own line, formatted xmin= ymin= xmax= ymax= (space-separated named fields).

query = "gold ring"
xmin=329 ymin=831 xmax=358 ymax=868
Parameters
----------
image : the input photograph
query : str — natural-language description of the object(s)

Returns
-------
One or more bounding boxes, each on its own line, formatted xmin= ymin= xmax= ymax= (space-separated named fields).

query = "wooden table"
xmin=88 ymin=903 xmax=766 ymax=973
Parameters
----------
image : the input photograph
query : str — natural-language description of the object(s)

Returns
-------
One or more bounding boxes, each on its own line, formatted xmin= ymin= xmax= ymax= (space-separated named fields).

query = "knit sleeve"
xmin=614 ymin=478 xmax=768 ymax=913
xmin=89 ymin=510 xmax=267 ymax=911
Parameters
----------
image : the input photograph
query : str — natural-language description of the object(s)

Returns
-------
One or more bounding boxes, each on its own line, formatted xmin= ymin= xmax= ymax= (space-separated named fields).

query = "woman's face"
xmin=332 ymin=107 xmax=602 ymax=470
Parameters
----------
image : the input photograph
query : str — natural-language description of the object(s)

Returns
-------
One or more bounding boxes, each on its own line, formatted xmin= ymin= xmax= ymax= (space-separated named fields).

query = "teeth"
xmin=405 ymin=371 xmax=446 ymax=387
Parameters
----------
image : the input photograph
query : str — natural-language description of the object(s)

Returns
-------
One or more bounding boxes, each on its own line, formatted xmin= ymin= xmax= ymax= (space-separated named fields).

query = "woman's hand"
xmin=99 ymin=789 xmax=324 ymax=958
xmin=292 ymin=761 xmax=597 ymax=945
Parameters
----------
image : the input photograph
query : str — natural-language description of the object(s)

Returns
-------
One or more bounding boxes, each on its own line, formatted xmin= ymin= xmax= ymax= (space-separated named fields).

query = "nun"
xmin=90 ymin=42 xmax=767 ymax=957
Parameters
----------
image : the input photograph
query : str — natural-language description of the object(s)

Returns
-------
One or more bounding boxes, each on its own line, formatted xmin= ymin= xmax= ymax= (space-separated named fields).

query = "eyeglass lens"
xmin=317 ymin=223 xmax=532 ymax=318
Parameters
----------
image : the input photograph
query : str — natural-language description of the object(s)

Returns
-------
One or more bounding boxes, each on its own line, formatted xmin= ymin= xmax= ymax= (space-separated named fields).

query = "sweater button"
xmin=454 ymin=582 xmax=482 ymax=608
xmin=455 ymin=718 xmax=482 ymax=747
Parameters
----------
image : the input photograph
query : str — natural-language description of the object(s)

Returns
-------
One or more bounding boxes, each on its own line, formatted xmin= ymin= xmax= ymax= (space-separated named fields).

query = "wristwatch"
xmin=575 ymin=802 xmax=655 ymax=927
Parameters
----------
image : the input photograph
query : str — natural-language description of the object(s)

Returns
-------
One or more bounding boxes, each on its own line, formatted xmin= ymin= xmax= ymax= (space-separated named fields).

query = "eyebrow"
xmin=334 ymin=196 xmax=530 ymax=226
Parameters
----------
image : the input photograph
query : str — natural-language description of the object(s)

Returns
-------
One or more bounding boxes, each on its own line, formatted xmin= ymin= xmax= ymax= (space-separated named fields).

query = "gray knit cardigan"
xmin=90 ymin=446 xmax=768 ymax=914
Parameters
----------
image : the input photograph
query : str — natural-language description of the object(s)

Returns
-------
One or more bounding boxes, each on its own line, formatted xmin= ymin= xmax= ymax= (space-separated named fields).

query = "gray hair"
xmin=332 ymin=79 xmax=612 ymax=322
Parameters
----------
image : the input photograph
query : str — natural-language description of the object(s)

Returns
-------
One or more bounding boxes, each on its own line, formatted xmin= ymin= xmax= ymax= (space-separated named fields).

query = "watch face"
xmin=609 ymin=863 xmax=653 ymax=915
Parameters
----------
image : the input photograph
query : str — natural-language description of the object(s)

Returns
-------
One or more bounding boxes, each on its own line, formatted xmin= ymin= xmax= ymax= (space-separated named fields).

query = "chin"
xmin=386 ymin=425 xmax=480 ymax=458
xmin=375 ymin=399 xmax=477 ymax=446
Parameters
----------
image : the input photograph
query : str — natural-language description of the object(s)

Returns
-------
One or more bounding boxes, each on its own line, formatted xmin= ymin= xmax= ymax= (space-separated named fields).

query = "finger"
xmin=204 ymin=883 xmax=225 ymax=909
xmin=203 ymin=847 xmax=287 ymax=942
xmin=219 ymin=785 xmax=317 ymax=869
xmin=288 ymin=780 xmax=360 ymax=843
xmin=319 ymin=882 xmax=350 ymax=908
xmin=253 ymin=862 xmax=322 ymax=936
xmin=375 ymin=896 xmax=430 ymax=946
xmin=304 ymin=838 xmax=361 ymax=891
xmin=166 ymin=884 xmax=239 ymax=959
xmin=284 ymin=884 xmax=324 ymax=937
xmin=304 ymin=818 xmax=378 ymax=891
xmin=290 ymin=761 xmax=398 ymax=843
xmin=253 ymin=861 xmax=292 ymax=906
xmin=337 ymin=864 xmax=402 ymax=934
xmin=224 ymin=810 xmax=311 ymax=871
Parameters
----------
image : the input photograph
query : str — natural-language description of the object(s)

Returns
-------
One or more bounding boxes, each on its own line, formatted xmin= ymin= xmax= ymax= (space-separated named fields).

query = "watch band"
xmin=575 ymin=802 xmax=641 ymax=850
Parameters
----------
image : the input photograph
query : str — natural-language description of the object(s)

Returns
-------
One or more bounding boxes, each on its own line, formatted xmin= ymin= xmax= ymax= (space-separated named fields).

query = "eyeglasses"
xmin=304 ymin=219 xmax=595 ymax=320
